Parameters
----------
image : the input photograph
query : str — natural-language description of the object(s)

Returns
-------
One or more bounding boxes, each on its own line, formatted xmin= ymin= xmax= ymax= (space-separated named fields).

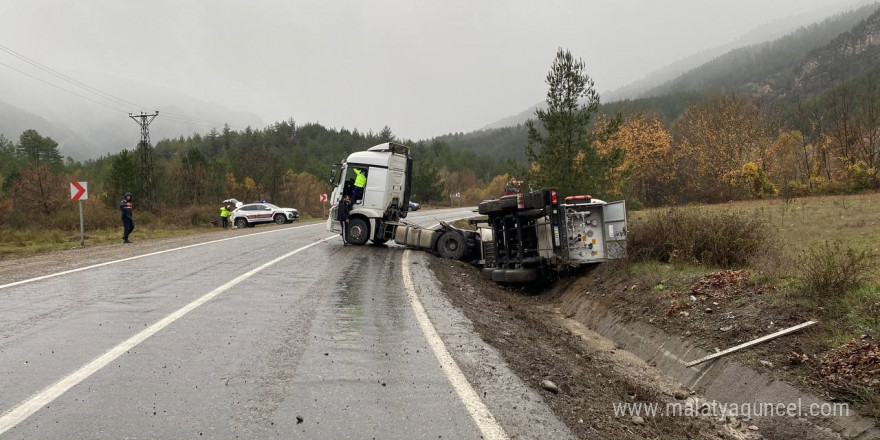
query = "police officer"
xmin=337 ymin=194 xmax=351 ymax=245
xmin=220 ymin=204 xmax=230 ymax=229
xmin=120 ymin=192 xmax=134 ymax=243
xmin=352 ymin=167 xmax=366 ymax=203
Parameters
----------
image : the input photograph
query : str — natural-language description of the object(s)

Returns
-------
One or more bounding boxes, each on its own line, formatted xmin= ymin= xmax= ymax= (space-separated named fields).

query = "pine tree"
xmin=524 ymin=48 xmax=621 ymax=198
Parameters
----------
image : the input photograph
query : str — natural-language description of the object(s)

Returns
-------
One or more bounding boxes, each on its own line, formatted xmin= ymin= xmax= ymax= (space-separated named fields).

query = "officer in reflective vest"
xmin=220 ymin=205 xmax=230 ymax=229
xmin=352 ymin=167 xmax=366 ymax=203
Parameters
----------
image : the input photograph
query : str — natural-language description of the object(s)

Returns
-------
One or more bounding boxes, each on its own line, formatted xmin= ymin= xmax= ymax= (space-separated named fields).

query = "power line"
xmin=0 ymin=43 xmax=141 ymax=110
xmin=0 ymin=61 xmax=128 ymax=113
xmin=0 ymin=43 xmax=247 ymax=130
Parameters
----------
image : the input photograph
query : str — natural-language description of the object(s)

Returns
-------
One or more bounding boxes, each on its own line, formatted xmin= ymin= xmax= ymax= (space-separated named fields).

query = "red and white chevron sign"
xmin=70 ymin=181 xmax=88 ymax=201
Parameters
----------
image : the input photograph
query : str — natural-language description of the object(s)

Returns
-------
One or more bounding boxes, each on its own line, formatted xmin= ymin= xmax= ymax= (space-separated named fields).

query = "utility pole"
xmin=129 ymin=111 xmax=159 ymax=212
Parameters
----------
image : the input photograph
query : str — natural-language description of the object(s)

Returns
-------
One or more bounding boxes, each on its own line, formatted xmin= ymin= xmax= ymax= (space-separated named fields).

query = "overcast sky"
xmin=0 ymin=0 xmax=861 ymax=141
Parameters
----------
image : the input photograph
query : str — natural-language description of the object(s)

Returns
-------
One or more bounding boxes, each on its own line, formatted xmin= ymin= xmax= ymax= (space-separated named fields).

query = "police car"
xmin=231 ymin=203 xmax=299 ymax=228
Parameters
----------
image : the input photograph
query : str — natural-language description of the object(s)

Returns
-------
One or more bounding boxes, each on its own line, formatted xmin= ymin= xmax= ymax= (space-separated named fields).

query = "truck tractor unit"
xmin=327 ymin=142 xmax=413 ymax=245
xmin=327 ymin=143 xmax=627 ymax=283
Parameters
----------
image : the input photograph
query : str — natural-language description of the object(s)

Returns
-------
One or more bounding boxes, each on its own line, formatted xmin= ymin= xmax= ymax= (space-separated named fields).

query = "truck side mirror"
xmin=329 ymin=164 xmax=340 ymax=185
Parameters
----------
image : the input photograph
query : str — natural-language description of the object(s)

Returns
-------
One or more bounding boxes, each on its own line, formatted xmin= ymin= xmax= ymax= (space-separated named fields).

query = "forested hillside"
xmin=644 ymin=3 xmax=879 ymax=99
xmin=0 ymin=121 xmax=514 ymax=232
xmin=436 ymin=4 xmax=880 ymax=206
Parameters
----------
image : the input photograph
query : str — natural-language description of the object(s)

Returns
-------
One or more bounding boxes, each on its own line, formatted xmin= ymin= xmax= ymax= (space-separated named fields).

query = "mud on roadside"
xmin=427 ymin=258 xmax=743 ymax=440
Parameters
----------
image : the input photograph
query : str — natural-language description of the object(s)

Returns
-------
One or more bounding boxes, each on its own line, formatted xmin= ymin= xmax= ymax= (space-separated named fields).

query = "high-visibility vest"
xmin=353 ymin=168 xmax=367 ymax=188
xmin=220 ymin=207 xmax=230 ymax=217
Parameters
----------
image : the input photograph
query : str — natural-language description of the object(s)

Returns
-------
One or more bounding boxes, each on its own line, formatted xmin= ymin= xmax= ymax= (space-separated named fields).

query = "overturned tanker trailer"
xmin=326 ymin=143 xmax=627 ymax=283
xmin=391 ymin=188 xmax=628 ymax=283
xmin=473 ymin=189 xmax=627 ymax=283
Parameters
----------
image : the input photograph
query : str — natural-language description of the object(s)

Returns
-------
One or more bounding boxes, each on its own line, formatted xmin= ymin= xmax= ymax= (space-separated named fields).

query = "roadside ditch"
xmin=427 ymin=258 xmax=880 ymax=440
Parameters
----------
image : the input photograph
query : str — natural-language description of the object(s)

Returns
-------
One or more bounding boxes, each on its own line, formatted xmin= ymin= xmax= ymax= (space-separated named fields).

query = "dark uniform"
xmin=120 ymin=192 xmax=134 ymax=243
xmin=337 ymin=196 xmax=351 ymax=244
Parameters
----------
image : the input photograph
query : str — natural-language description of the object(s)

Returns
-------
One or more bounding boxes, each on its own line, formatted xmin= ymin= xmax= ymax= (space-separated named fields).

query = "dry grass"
xmin=627 ymin=207 xmax=776 ymax=268
xmin=0 ymin=226 xmax=211 ymax=259
xmin=631 ymin=191 xmax=880 ymax=281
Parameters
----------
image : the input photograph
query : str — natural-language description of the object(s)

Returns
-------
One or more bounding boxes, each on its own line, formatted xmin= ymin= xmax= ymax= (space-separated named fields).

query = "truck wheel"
xmin=234 ymin=218 xmax=248 ymax=229
xmin=499 ymin=195 xmax=518 ymax=210
xmin=517 ymin=209 xmax=544 ymax=219
xmin=371 ymin=237 xmax=389 ymax=245
xmin=478 ymin=201 xmax=491 ymax=215
xmin=436 ymin=232 xmax=466 ymax=260
xmin=504 ymin=268 xmax=538 ymax=283
xmin=347 ymin=218 xmax=370 ymax=245
xmin=274 ymin=214 xmax=286 ymax=225
xmin=491 ymin=269 xmax=507 ymax=283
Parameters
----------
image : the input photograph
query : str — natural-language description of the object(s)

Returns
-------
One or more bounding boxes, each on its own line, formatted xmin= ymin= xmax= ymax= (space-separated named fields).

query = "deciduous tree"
xmin=12 ymin=162 xmax=65 ymax=216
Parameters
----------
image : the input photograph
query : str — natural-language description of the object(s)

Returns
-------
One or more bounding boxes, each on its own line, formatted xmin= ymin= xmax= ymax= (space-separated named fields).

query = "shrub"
xmin=161 ymin=205 xmax=217 ymax=227
xmin=796 ymin=242 xmax=876 ymax=302
xmin=627 ymin=207 xmax=775 ymax=268
xmin=781 ymin=180 xmax=810 ymax=199
xmin=741 ymin=162 xmax=777 ymax=198
xmin=843 ymin=161 xmax=878 ymax=193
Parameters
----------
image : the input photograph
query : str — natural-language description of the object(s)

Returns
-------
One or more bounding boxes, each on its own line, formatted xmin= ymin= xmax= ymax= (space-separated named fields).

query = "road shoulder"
xmin=407 ymin=250 xmax=577 ymax=440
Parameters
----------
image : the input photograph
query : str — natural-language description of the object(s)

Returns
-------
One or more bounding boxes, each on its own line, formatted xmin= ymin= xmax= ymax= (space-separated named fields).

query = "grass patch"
xmin=828 ymin=286 xmax=880 ymax=346
xmin=627 ymin=207 xmax=776 ymax=268
xmin=0 ymin=226 xmax=212 ymax=260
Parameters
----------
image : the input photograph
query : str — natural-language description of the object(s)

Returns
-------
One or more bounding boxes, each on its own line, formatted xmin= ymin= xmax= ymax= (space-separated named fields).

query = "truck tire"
xmin=436 ymin=232 xmax=466 ymax=260
xmin=482 ymin=199 xmax=507 ymax=214
xmin=517 ymin=209 xmax=544 ymax=219
xmin=499 ymin=195 xmax=518 ymax=210
xmin=371 ymin=237 xmax=389 ymax=245
xmin=504 ymin=268 xmax=538 ymax=283
xmin=491 ymin=269 xmax=507 ymax=283
xmin=347 ymin=218 xmax=370 ymax=245
xmin=478 ymin=201 xmax=491 ymax=215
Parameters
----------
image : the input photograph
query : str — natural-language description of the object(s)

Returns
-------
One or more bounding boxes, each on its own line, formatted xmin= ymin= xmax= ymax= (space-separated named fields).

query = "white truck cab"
xmin=327 ymin=142 xmax=413 ymax=245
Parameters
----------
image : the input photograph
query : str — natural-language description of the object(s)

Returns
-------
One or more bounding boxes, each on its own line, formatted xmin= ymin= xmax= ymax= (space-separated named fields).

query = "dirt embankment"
xmin=428 ymin=259 xmax=757 ymax=440
xmin=586 ymin=263 xmax=879 ymax=417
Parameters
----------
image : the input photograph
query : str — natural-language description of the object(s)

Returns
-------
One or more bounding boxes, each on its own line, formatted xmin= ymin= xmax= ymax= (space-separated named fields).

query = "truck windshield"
xmin=329 ymin=164 xmax=343 ymax=186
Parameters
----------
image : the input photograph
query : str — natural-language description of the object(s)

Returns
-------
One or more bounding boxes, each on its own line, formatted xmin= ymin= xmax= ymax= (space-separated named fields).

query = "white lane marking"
xmin=401 ymin=250 xmax=508 ymax=440
xmin=0 ymin=235 xmax=337 ymax=435
xmin=0 ymin=222 xmax=325 ymax=291
xmin=0 ymin=209 xmax=473 ymax=292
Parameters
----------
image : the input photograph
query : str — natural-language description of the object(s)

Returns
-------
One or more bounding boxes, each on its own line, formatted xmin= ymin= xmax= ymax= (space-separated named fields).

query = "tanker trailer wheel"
xmin=504 ymin=268 xmax=538 ymax=283
xmin=436 ymin=232 xmax=466 ymax=260
xmin=346 ymin=218 xmax=370 ymax=245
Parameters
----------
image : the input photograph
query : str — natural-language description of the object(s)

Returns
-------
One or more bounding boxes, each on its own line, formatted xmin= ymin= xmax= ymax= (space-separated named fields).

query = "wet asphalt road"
xmin=0 ymin=208 xmax=516 ymax=439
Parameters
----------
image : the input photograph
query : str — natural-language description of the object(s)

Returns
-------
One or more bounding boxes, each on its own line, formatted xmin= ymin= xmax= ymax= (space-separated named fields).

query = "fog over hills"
xmin=0 ymin=69 xmax=261 ymax=160
xmin=0 ymin=0 xmax=860 ymax=159
xmin=481 ymin=0 xmax=878 ymax=131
